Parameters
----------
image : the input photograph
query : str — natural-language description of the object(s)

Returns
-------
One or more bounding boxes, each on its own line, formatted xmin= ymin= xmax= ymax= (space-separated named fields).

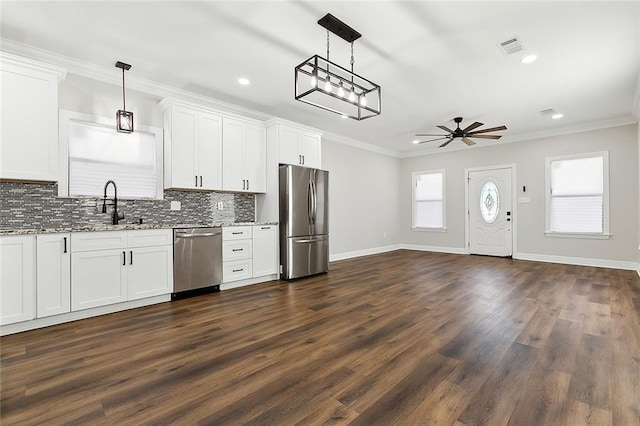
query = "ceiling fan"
xmin=415 ymin=117 xmax=507 ymax=148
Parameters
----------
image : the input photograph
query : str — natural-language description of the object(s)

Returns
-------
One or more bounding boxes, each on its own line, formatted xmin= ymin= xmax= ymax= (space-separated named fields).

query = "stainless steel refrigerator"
xmin=279 ymin=164 xmax=329 ymax=280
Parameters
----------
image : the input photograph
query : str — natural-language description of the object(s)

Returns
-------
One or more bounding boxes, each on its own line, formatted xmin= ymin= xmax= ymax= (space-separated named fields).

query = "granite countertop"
xmin=0 ymin=221 xmax=279 ymax=236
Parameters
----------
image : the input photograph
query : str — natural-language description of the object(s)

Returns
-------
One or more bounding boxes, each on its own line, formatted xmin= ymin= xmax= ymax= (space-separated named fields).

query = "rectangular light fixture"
xmin=295 ymin=14 xmax=381 ymax=121
xmin=115 ymin=61 xmax=134 ymax=133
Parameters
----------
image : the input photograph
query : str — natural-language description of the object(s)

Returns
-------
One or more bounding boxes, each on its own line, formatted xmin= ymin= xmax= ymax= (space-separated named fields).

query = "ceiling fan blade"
xmin=462 ymin=137 xmax=476 ymax=146
xmin=439 ymin=138 xmax=454 ymax=148
xmin=462 ymin=122 xmax=483 ymax=133
xmin=469 ymin=134 xmax=502 ymax=140
xmin=467 ymin=125 xmax=507 ymax=135
xmin=415 ymin=133 xmax=448 ymax=137
xmin=416 ymin=137 xmax=450 ymax=144
xmin=437 ymin=125 xmax=454 ymax=134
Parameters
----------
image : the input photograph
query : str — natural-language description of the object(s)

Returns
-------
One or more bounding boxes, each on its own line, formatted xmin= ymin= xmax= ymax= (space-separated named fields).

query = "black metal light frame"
xmin=115 ymin=61 xmax=133 ymax=133
xmin=294 ymin=14 xmax=381 ymax=121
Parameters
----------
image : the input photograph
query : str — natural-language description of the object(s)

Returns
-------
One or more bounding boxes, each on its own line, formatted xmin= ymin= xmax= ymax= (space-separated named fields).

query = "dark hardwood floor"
xmin=2 ymin=250 xmax=640 ymax=425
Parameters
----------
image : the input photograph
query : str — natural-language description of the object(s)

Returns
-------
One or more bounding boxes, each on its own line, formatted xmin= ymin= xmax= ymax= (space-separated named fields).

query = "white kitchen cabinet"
xmin=222 ymin=225 xmax=278 ymax=285
xmin=127 ymin=245 xmax=173 ymax=301
xmin=0 ymin=53 xmax=65 ymax=182
xmin=222 ymin=117 xmax=266 ymax=193
xmin=36 ymin=233 xmax=71 ymax=318
xmin=161 ymin=102 xmax=222 ymax=190
xmin=71 ymin=229 xmax=173 ymax=310
xmin=252 ymin=225 xmax=279 ymax=277
xmin=0 ymin=236 xmax=36 ymax=325
xmin=273 ymin=122 xmax=322 ymax=169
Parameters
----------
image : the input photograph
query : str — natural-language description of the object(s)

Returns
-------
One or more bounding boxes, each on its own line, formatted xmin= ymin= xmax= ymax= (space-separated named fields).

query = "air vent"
xmin=539 ymin=108 xmax=556 ymax=116
xmin=498 ymin=36 xmax=524 ymax=55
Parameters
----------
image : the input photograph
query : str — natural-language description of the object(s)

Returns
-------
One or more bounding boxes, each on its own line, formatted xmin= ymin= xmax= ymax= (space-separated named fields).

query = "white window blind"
xmin=548 ymin=154 xmax=605 ymax=233
xmin=413 ymin=171 xmax=444 ymax=228
xmin=68 ymin=119 xmax=161 ymax=199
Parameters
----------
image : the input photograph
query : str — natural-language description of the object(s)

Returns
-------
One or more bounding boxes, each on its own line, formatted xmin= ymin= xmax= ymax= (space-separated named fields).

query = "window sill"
xmin=544 ymin=232 xmax=611 ymax=240
xmin=412 ymin=227 xmax=448 ymax=233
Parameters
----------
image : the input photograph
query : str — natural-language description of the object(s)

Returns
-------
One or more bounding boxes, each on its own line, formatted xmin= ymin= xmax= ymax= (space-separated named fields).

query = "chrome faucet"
xmin=102 ymin=180 xmax=125 ymax=225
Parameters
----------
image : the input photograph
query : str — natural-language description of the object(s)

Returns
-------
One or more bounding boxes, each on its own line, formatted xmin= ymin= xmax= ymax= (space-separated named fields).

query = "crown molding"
xmin=398 ymin=115 xmax=637 ymax=158
xmin=0 ymin=38 xmax=271 ymax=122
xmin=0 ymin=51 xmax=66 ymax=81
xmin=321 ymin=131 xmax=401 ymax=158
xmin=265 ymin=117 xmax=324 ymax=136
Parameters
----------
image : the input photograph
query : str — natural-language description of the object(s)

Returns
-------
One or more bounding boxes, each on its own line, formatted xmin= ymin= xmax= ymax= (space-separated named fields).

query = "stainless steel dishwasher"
xmin=172 ymin=227 xmax=222 ymax=299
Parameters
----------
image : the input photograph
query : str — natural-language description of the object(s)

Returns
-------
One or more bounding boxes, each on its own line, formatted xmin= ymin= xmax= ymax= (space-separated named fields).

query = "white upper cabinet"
xmin=273 ymin=122 xmax=322 ymax=169
xmin=0 ymin=54 xmax=65 ymax=182
xmin=222 ymin=117 xmax=266 ymax=193
xmin=161 ymin=101 xmax=222 ymax=190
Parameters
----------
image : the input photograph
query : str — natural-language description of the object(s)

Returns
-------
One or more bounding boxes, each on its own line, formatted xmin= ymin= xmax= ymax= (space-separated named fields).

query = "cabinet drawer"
xmin=223 ymin=226 xmax=252 ymax=241
xmin=127 ymin=229 xmax=172 ymax=248
xmin=72 ymin=231 xmax=128 ymax=252
xmin=223 ymin=260 xmax=253 ymax=283
xmin=222 ymin=240 xmax=252 ymax=261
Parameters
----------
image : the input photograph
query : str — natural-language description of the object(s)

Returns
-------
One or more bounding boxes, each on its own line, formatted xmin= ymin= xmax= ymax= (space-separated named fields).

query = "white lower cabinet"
xmin=0 ymin=235 xmax=36 ymax=325
xmin=36 ymin=233 xmax=71 ymax=317
xmin=71 ymin=229 xmax=173 ymax=311
xmin=222 ymin=225 xmax=278 ymax=285
xmin=253 ymin=225 xmax=278 ymax=277
xmin=71 ymin=248 xmax=128 ymax=311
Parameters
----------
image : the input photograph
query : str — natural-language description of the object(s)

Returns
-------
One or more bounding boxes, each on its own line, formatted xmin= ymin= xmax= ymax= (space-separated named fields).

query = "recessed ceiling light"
xmin=238 ymin=77 xmax=250 ymax=85
xmin=521 ymin=54 xmax=537 ymax=64
xmin=551 ymin=113 xmax=564 ymax=119
xmin=341 ymin=114 xmax=348 ymax=119
xmin=412 ymin=139 xmax=420 ymax=144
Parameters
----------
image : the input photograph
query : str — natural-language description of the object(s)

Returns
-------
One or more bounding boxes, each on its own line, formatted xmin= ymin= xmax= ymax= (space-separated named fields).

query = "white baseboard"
xmin=401 ymin=244 xmax=468 ymax=255
xmin=1 ymin=294 xmax=171 ymax=336
xmin=515 ymin=252 xmax=640 ymax=272
xmin=330 ymin=244 xmax=402 ymax=262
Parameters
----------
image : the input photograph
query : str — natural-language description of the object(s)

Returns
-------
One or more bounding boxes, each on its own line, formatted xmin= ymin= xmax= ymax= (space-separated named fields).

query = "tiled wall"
xmin=0 ymin=182 xmax=255 ymax=229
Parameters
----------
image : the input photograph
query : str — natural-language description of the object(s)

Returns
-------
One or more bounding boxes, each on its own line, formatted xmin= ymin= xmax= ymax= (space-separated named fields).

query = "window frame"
xmin=412 ymin=169 xmax=446 ymax=231
xmin=544 ymin=151 xmax=610 ymax=239
xmin=58 ymin=109 xmax=164 ymax=199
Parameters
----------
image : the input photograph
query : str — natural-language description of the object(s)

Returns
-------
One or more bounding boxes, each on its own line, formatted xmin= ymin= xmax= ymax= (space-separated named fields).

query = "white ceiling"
xmin=1 ymin=1 xmax=638 ymax=155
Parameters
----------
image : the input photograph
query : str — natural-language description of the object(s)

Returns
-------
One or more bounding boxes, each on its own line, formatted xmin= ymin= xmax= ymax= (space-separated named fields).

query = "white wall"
xmin=321 ymin=139 xmax=402 ymax=258
xmin=400 ymin=124 xmax=638 ymax=263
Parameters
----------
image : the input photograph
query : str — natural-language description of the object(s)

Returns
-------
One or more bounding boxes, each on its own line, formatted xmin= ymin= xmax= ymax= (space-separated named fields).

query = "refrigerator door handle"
xmin=312 ymin=177 xmax=317 ymax=225
xmin=307 ymin=179 xmax=313 ymax=225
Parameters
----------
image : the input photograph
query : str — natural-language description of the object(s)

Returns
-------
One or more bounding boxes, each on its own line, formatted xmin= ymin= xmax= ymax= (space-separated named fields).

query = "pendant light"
xmin=115 ymin=61 xmax=133 ymax=133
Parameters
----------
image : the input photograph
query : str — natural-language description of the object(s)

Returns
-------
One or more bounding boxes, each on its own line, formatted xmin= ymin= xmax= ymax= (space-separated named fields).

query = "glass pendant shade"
xmin=116 ymin=109 xmax=134 ymax=133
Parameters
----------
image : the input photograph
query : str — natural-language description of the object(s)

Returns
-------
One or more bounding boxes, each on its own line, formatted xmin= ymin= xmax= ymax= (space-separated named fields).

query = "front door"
xmin=468 ymin=168 xmax=512 ymax=256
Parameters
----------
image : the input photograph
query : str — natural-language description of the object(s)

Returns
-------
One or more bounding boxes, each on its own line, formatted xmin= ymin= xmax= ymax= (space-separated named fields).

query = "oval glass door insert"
xmin=480 ymin=181 xmax=499 ymax=223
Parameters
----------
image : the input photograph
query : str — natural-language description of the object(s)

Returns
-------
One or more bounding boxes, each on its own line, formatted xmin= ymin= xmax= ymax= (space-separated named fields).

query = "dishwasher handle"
xmin=175 ymin=232 xmax=220 ymax=238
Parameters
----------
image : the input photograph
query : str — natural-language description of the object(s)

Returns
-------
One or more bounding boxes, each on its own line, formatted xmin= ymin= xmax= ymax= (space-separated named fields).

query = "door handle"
xmin=175 ymin=232 xmax=219 ymax=238
xmin=302 ymin=155 xmax=305 ymax=165
xmin=242 ymin=179 xmax=246 ymax=190
xmin=63 ymin=237 xmax=67 ymax=253
xmin=247 ymin=180 xmax=249 ymax=191
xmin=199 ymin=176 xmax=203 ymax=187
xmin=130 ymin=250 xmax=133 ymax=265
xmin=195 ymin=175 xmax=198 ymax=187
xmin=299 ymin=155 xmax=302 ymax=165
xmin=122 ymin=251 xmax=126 ymax=266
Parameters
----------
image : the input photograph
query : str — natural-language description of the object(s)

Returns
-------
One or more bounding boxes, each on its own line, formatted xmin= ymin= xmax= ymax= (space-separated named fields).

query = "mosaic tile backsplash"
xmin=0 ymin=182 xmax=255 ymax=230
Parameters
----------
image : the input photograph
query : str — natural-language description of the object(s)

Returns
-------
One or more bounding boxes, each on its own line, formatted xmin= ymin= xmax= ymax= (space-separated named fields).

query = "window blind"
xmin=414 ymin=172 xmax=444 ymax=228
xmin=549 ymin=156 xmax=604 ymax=233
xmin=68 ymin=120 xmax=160 ymax=199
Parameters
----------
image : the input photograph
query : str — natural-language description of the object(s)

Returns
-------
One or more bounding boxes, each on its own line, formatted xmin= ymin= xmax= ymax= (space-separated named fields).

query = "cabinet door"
xmin=299 ymin=132 xmax=321 ymax=168
xmin=278 ymin=125 xmax=301 ymax=166
xmin=0 ymin=236 xmax=35 ymax=325
xmin=222 ymin=118 xmax=245 ymax=191
xmin=252 ymin=225 xmax=278 ymax=277
xmin=0 ymin=63 xmax=59 ymax=181
xmin=167 ymin=107 xmax=197 ymax=189
xmin=243 ymin=122 xmax=266 ymax=193
xmin=36 ymin=234 xmax=71 ymax=318
xmin=71 ymin=249 xmax=127 ymax=311
xmin=127 ymin=245 xmax=173 ymax=300
xmin=198 ymin=112 xmax=223 ymax=190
